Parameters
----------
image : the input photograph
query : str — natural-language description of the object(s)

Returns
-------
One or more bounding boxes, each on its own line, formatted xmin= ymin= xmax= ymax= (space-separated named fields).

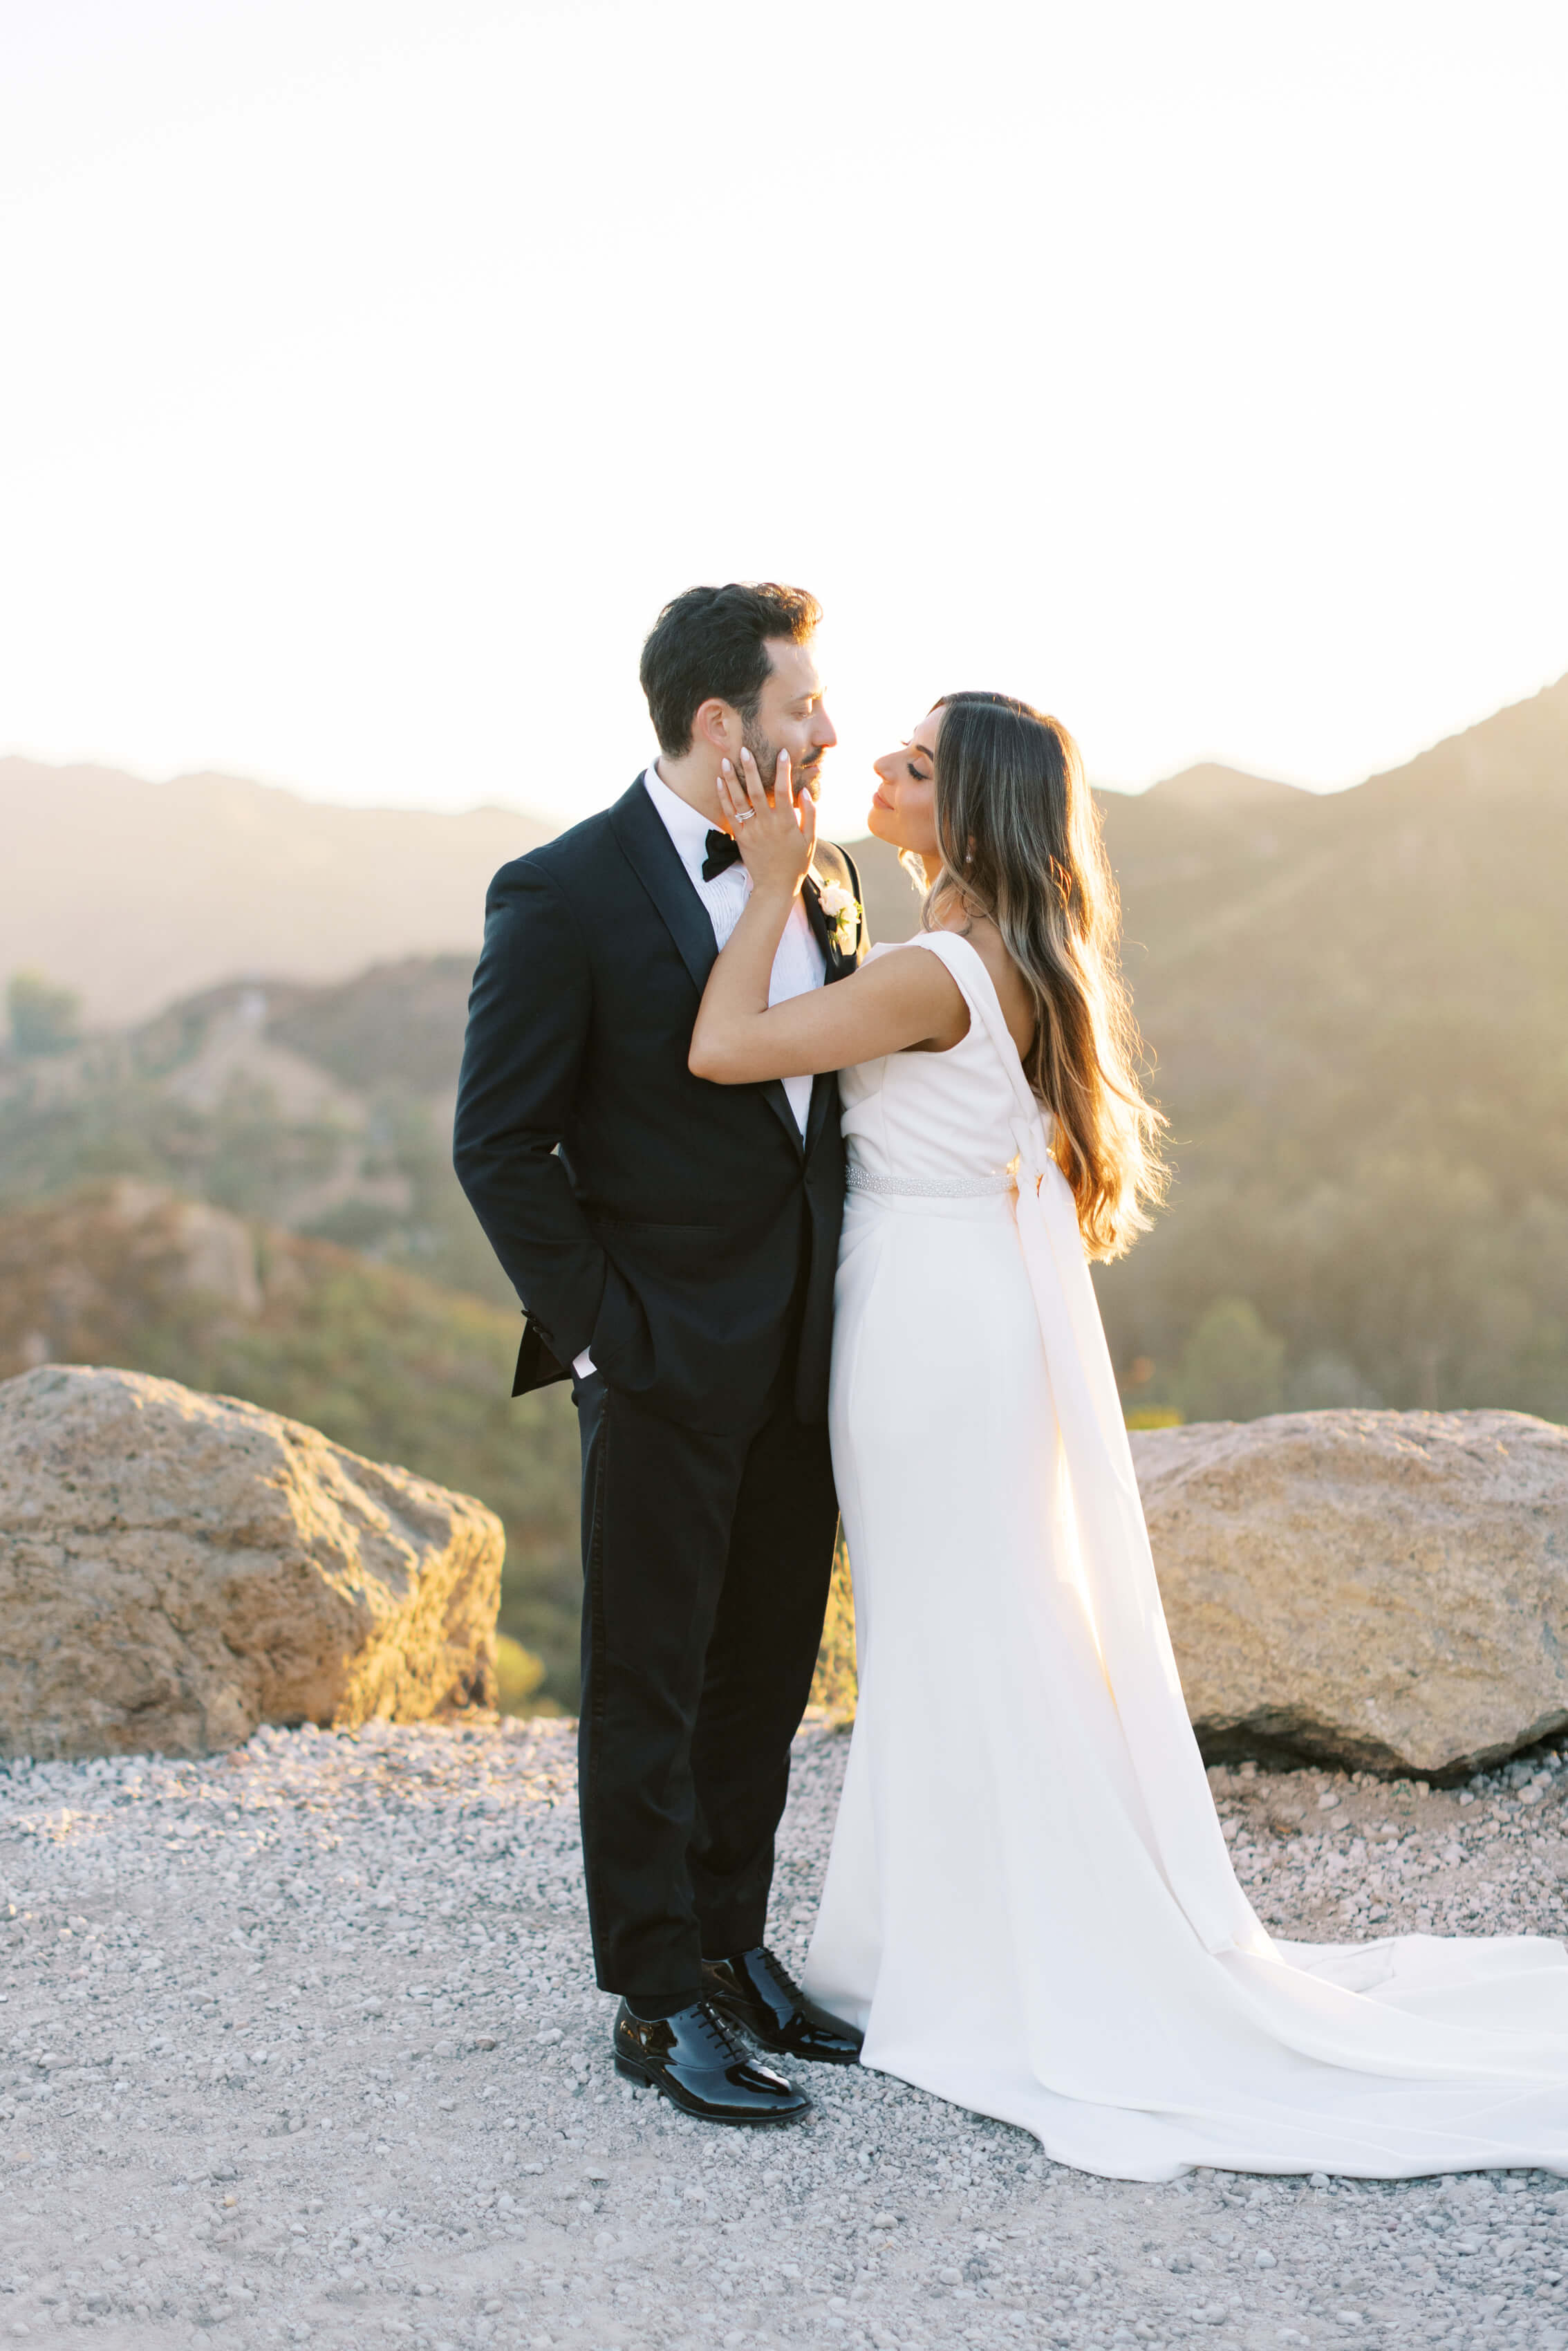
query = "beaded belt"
xmin=846 ymin=1164 xmax=1016 ymax=1199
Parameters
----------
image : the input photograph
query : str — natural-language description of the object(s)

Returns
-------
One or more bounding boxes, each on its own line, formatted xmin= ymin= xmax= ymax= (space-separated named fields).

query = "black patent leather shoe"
xmin=701 ymin=1946 xmax=864 ymax=2065
xmin=612 ymin=1998 xmax=811 ymax=2126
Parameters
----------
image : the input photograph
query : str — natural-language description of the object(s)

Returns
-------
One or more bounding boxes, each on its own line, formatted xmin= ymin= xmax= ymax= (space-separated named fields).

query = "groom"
xmin=454 ymin=583 xmax=866 ymax=2124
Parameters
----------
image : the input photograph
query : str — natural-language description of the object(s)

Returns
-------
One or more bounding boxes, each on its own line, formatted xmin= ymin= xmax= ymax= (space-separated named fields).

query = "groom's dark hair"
xmin=640 ymin=582 xmax=821 ymax=756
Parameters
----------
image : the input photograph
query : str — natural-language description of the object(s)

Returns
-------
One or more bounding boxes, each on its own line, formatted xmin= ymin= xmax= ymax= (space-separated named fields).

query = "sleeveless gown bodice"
xmin=802 ymin=929 xmax=1568 ymax=2182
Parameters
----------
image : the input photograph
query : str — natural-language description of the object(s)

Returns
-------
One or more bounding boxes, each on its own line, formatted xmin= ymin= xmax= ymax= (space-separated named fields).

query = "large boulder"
xmin=1133 ymin=1407 xmax=1568 ymax=1779
xmin=0 ymin=1364 xmax=503 ymax=1758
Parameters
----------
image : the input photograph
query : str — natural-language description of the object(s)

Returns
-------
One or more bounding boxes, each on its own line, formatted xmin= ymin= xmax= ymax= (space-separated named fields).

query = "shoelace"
xmin=756 ymin=1949 xmax=807 ymax=2007
xmin=684 ymin=1999 xmax=749 ymax=2063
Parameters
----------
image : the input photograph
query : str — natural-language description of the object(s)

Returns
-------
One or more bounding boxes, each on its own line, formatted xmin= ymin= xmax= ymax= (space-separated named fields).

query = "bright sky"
xmin=3 ymin=0 xmax=1565 ymax=839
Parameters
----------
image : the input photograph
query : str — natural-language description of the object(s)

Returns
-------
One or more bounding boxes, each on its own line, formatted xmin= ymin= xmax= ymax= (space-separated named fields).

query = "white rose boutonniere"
xmin=815 ymin=879 xmax=861 ymax=957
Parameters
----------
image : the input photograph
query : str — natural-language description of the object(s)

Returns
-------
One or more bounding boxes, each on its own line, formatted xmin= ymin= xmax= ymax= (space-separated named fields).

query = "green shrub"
xmin=1176 ymin=1296 xmax=1285 ymax=1424
xmin=495 ymin=1634 xmax=552 ymax=1716
xmin=809 ymin=1527 xmax=857 ymax=1722
xmin=7 ymin=970 xmax=82 ymax=1057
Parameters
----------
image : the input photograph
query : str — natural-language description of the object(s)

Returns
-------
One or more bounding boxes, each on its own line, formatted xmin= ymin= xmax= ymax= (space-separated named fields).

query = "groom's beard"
xmin=743 ymin=723 xmax=823 ymax=801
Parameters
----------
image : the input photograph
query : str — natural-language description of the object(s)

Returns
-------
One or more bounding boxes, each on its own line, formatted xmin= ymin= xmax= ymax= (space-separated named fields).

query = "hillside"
xmin=4 ymin=669 xmax=1566 ymax=1431
xmin=1092 ymin=674 xmax=1568 ymax=1422
xmin=0 ymin=759 xmax=551 ymax=1025
xmin=0 ymin=956 xmax=506 ymax=1305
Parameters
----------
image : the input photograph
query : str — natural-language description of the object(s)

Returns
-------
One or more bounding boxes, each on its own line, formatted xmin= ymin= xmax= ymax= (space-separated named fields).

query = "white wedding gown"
xmin=801 ymin=929 xmax=1568 ymax=2182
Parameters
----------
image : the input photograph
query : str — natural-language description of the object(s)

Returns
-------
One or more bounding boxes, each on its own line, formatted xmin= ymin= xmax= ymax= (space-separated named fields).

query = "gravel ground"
xmin=4 ymin=1717 xmax=1568 ymax=2351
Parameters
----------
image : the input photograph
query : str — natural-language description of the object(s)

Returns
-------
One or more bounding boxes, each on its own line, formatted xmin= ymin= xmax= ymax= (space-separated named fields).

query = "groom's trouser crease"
xmin=574 ymin=1371 xmax=839 ymax=2000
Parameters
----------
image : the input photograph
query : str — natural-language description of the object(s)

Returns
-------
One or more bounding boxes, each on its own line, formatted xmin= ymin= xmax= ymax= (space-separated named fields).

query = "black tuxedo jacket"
xmin=452 ymin=776 xmax=866 ymax=1431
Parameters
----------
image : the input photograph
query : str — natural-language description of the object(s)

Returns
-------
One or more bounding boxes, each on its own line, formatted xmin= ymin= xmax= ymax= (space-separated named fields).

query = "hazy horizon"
xmin=6 ymin=669 xmax=1557 ymax=830
xmin=0 ymin=738 xmax=1332 ymax=826
xmin=8 ymin=660 xmax=1565 ymax=1030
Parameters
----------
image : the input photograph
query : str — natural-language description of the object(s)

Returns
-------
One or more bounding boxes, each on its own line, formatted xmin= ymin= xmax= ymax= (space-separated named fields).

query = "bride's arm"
xmin=689 ymin=747 xmax=967 ymax=1086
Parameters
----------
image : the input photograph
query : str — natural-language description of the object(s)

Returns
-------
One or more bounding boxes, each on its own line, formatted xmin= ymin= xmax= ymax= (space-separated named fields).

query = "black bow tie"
xmin=702 ymin=828 xmax=743 ymax=882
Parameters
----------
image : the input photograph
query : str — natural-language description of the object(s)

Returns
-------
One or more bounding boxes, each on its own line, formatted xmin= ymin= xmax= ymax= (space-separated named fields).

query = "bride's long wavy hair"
xmin=917 ymin=691 xmax=1168 ymax=1259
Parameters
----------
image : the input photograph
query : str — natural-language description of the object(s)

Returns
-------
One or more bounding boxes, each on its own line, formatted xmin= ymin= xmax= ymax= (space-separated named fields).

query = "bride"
xmin=689 ymin=691 xmax=1568 ymax=2184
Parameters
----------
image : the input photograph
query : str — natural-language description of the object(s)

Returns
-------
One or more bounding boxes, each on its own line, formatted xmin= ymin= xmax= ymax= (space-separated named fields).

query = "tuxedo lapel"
xmin=802 ymin=874 xmax=841 ymax=979
xmin=608 ymin=777 xmax=802 ymax=1158
xmin=762 ymin=1080 xmax=806 ymax=1155
xmin=608 ymin=779 xmax=718 ymax=996
xmin=802 ymin=869 xmax=852 ymax=1159
xmin=803 ymin=1068 xmax=836 ymax=1159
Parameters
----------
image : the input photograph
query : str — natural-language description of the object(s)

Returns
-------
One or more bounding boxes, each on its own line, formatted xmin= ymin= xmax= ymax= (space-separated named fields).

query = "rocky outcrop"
xmin=0 ymin=1363 xmax=503 ymax=1758
xmin=1133 ymin=1407 xmax=1568 ymax=1778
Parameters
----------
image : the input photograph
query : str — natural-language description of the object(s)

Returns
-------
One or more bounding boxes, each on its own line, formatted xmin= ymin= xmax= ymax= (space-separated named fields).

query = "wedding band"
xmin=732 ymin=808 xmax=754 ymax=824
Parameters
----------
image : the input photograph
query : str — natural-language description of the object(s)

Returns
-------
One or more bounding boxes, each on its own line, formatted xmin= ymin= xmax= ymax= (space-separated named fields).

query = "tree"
xmin=8 ymin=970 xmax=82 ymax=1057
xmin=1177 ymin=1296 xmax=1286 ymax=1423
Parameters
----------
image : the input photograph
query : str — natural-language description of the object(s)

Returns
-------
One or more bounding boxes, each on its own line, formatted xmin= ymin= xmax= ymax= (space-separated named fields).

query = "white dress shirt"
xmin=572 ymin=763 xmax=827 ymax=1380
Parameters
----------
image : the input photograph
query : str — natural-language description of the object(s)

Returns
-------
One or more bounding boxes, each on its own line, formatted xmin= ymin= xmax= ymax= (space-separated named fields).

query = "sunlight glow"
xmin=1 ymin=0 xmax=1565 ymax=837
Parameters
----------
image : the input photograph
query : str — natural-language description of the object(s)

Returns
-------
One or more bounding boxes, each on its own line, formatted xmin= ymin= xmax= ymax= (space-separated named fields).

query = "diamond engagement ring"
xmin=732 ymin=808 xmax=755 ymax=824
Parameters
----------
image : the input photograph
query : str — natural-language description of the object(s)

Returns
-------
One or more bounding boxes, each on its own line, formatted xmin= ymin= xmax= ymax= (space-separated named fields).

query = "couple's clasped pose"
xmin=456 ymin=582 xmax=1568 ymax=2182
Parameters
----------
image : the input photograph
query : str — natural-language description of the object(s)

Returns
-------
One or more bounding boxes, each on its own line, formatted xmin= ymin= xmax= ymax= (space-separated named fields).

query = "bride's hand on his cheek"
xmin=717 ymin=747 xmax=816 ymax=896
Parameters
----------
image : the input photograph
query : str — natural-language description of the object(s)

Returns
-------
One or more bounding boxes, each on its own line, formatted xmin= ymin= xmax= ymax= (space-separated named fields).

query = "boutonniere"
xmin=814 ymin=877 xmax=861 ymax=958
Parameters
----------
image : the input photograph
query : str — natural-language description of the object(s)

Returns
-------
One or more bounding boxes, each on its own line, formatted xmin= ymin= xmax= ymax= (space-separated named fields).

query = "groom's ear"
xmin=691 ymin=696 xmax=740 ymax=756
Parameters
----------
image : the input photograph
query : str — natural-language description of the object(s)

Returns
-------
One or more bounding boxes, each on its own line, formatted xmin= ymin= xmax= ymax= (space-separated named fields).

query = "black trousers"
xmin=573 ymin=1370 xmax=839 ymax=1999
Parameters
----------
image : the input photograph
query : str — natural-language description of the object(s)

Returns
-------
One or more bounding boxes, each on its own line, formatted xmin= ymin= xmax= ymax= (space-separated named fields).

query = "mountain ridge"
xmin=0 ymin=757 xmax=553 ymax=1024
xmin=6 ymin=666 xmax=1565 ymax=1020
xmin=1357 ymin=669 xmax=1568 ymax=803
xmin=1141 ymin=762 xmax=1310 ymax=811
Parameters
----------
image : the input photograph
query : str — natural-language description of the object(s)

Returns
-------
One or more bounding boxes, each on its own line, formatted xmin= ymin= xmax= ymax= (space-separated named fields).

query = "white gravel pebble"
xmin=2 ymin=1719 xmax=1568 ymax=2350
